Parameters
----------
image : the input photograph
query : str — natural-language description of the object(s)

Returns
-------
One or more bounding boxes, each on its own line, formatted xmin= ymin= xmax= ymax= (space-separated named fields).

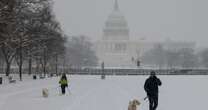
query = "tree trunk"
xmin=5 ymin=62 xmax=11 ymax=76
xmin=55 ymin=54 xmax=58 ymax=74
xmin=19 ymin=53 xmax=22 ymax=81
xmin=35 ymin=58 xmax=39 ymax=74
xmin=0 ymin=58 xmax=4 ymax=74
xmin=28 ymin=56 xmax=32 ymax=75
xmin=19 ymin=62 xmax=22 ymax=81
xmin=63 ymin=57 xmax=66 ymax=73
xmin=43 ymin=48 xmax=47 ymax=76
xmin=18 ymin=36 xmax=23 ymax=81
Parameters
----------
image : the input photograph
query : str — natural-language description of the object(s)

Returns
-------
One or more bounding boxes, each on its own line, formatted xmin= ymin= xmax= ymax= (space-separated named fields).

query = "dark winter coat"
xmin=144 ymin=75 xmax=162 ymax=96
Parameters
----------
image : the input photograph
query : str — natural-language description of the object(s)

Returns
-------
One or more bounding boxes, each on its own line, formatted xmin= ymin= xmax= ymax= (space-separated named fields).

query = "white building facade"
xmin=94 ymin=0 xmax=195 ymax=68
xmin=95 ymin=0 xmax=141 ymax=67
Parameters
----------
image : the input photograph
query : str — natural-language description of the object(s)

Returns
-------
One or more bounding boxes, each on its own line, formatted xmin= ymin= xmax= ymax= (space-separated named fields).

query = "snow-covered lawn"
xmin=0 ymin=75 xmax=207 ymax=110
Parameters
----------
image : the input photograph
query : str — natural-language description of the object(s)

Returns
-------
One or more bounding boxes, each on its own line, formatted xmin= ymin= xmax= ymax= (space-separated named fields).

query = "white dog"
xmin=128 ymin=99 xmax=141 ymax=110
xmin=42 ymin=88 xmax=49 ymax=98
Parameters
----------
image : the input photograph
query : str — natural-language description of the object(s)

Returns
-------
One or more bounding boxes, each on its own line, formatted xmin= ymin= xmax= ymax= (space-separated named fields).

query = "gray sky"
xmin=53 ymin=0 xmax=208 ymax=47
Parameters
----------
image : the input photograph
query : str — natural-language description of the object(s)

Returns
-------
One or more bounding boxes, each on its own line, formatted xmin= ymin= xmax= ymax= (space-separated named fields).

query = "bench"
xmin=8 ymin=76 xmax=16 ymax=83
xmin=39 ymin=76 xmax=45 ymax=79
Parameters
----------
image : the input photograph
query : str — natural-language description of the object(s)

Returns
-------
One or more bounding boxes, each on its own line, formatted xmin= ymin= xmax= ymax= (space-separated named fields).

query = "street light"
xmin=101 ymin=61 xmax=105 ymax=79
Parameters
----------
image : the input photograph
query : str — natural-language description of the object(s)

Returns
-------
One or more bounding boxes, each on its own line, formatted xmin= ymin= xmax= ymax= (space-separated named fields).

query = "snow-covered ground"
xmin=0 ymin=75 xmax=207 ymax=110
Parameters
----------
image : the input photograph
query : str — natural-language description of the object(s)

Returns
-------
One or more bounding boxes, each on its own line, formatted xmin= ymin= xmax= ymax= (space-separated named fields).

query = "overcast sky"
xmin=53 ymin=0 xmax=208 ymax=47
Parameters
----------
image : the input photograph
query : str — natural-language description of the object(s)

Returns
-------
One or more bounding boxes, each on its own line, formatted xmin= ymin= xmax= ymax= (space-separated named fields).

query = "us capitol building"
xmin=94 ymin=0 xmax=195 ymax=67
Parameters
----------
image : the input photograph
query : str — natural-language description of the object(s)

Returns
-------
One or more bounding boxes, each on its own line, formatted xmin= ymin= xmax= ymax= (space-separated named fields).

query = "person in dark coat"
xmin=144 ymin=71 xmax=162 ymax=110
xmin=59 ymin=74 xmax=68 ymax=94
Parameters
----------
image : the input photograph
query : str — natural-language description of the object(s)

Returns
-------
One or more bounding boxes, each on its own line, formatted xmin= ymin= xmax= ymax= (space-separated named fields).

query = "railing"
xmin=1 ymin=68 xmax=208 ymax=75
xmin=68 ymin=68 xmax=208 ymax=75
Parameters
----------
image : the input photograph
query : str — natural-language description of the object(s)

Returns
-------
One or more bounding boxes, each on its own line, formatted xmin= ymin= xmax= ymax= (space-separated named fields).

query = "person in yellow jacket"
xmin=59 ymin=74 xmax=68 ymax=94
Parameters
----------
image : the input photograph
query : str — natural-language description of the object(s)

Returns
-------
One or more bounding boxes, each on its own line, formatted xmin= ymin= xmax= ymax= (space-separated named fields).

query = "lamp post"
xmin=101 ymin=61 xmax=105 ymax=79
xmin=131 ymin=56 xmax=140 ymax=68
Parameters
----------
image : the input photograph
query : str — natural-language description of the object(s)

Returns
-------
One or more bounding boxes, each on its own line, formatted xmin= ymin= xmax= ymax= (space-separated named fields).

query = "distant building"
xmin=95 ymin=0 xmax=141 ymax=67
xmin=162 ymin=39 xmax=196 ymax=52
xmin=94 ymin=0 xmax=195 ymax=67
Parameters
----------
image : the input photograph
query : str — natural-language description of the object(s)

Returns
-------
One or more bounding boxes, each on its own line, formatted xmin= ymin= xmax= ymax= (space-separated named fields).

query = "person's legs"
xmin=153 ymin=95 xmax=158 ymax=110
xmin=148 ymin=96 xmax=154 ymax=110
xmin=61 ymin=85 xmax=65 ymax=94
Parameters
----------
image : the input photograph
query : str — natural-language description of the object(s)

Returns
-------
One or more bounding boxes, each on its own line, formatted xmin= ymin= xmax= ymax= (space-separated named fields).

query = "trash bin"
xmin=33 ymin=75 xmax=37 ymax=80
xmin=101 ymin=74 xmax=105 ymax=80
xmin=0 ymin=77 xmax=2 ymax=84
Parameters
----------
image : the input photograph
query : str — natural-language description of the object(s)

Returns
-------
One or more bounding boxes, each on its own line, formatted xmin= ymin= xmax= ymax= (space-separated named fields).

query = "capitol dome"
xmin=103 ymin=0 xmax=129 ymax=41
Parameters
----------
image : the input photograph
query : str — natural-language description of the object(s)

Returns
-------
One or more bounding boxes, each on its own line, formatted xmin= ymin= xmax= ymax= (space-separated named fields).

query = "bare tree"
xmin=0 ymin=50 xmax=4 ymax=73
xmin=0 ymin=0 xmax=66 ymax=80
xmin=0 ymin=0 xmax=18 ymax=76
xmin=165 ymin=50 xmax=180 ymax=69
xmin=142 ymin=44 xmax=166 ymax=68
xmin=177 ymin=48 xmax=198 ymax=68
xmin=66 ymin=36 xmax=98 ymax=68
xmin=200 ymin=48 xmax=208 ymax=68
